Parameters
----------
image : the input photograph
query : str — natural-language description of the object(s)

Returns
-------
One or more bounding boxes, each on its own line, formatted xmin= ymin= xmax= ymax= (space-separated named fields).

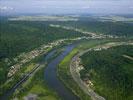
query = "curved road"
xmin=2 ymin=41 xmax=132 ymax=100
xmin=70 ymin=41 xmax=133 ymax=100
xmin=70 ymin=56 xmax=105 ymax=100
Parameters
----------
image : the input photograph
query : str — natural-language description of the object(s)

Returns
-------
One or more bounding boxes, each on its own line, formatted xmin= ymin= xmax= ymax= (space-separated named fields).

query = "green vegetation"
xmin=0 ymin=19 xmax=83 ymax=86
xmin=7 ymin=46 xmax=64 ymax=100
xmin=58 ymin=39 xmax=116 ymax=100
xmin=80 ymin=45 xmax=133 ymax=100
xmin=55 ymin=20 xmax=133 ymax=37
xmin=11 ymin=65 xmax=60 ymax=100
xmin=0 ymin=43 xmax=66 ymax=98
xmin=77 ymin=39 xmax=119 ymax=50
xmin=58 ymin=48 xmax=91 ymax=100
xmin=0 ymin=53 xmax=46 ymax=97
xmin=0 ymin=20 xmax=83 ymax=59
xmin=24 ymin=63 xmax=35 ymax=73
xmin=1 ymin=15 xmax=133 ymax=100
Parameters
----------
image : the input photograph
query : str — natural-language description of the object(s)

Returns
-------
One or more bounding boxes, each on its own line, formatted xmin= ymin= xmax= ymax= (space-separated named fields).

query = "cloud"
xmin=41 ymin=6 xmax=90 ymax=9
xmin=0 ymin=6 xmax=14 ymax=11
xmin=81 ymin=6 xmax=90 ymax=9
xmin=0 ymin=0 xmax=132 ymax=14
xmin=129 ymin=6 xmax=133 ymax=9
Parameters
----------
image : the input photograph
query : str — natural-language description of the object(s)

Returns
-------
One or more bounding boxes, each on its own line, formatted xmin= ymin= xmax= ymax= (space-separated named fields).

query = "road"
xmin=70 ymin=41 xmax=133 ymax=100
xmin=1 ymin=64 xmax=41 ymax=100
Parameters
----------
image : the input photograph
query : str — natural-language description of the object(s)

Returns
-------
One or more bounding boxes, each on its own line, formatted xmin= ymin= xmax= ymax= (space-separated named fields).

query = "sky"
xmin=0 ymin=0 xmax=133 ymax=15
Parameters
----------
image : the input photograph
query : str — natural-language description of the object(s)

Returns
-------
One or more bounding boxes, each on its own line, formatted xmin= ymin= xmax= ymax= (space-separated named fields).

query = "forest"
xmin=80 ymin=45 xmax=133 ymax=100
xmin=0 ymin=16 xmax=133 ymax=99
xmin=0 ymin=18 xmax=83 ymax=86
xmin=54 ymin=19 xmax=133 ymax=37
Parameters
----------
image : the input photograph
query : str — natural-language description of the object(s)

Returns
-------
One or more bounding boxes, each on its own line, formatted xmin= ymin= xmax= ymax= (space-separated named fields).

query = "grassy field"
xmin=11 ymin=65 xmax=60 ymax=100
xmin=58 ymin=48 xmax=91 ymax=100
xmin=9 ymin=46 xmax=67 ymax=100
xmin=0 ymin=47 xmax=49 ymax=97
xmin=80 ymin=45 xmax=133 ymax=100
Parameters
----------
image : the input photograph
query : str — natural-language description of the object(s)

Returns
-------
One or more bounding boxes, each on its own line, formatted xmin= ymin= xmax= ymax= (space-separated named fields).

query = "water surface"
xmin=44 ymin=44 xmax=79 ymax=100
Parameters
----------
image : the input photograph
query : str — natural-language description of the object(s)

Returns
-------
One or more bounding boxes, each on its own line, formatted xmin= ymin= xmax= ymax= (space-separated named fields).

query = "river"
xmin=44 ymin=44 xmax=79 ymax=100
xmin=1 ymin=44 xmax=79 ymax=100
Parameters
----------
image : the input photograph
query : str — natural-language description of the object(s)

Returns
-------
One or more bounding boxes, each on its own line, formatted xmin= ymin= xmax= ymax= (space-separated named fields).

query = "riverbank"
xmin=70 ymin=41 xmax=133 ymax=100
xmin=57 ymin=39 xmax=115 ymax=100
xmin=11 ymin=64 xmax=60 ymax=100
xmin=57 ymin=39 xmax=132 ymax=100
xmin=58 ymin=48 xmax=91 ymax=100
xmin=8 ymin=49 xmax=63 ymax=100
xmin=0 ymin=38 xmax=80 ymax=98
xmin=44 ymin=44 xmax=79 ymax=100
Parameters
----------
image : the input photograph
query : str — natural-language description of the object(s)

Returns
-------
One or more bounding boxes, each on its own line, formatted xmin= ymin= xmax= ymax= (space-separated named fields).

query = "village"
xmin=49 ymin=24 xmax=120 ymax=39
xmin=7 ymin=36 xmax=93 ymax=78
xmin=7 ymin=39 xmax=65 ymax=77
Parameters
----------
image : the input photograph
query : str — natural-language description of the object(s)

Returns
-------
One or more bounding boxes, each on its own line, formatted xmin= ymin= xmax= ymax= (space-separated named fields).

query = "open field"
xmin=11 ymin=65 xmax=60 ymax=100
xmin=8 ymin=16 xmax=79 ymax=21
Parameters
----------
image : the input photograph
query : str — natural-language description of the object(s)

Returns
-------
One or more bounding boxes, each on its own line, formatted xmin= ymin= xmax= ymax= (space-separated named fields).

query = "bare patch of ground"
xmin=24 ymin=93 xmax=37 ymax=100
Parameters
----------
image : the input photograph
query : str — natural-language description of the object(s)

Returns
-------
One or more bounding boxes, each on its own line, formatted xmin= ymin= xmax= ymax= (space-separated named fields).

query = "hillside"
xmin=80 ymin=45 xmax=133 ymax=100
